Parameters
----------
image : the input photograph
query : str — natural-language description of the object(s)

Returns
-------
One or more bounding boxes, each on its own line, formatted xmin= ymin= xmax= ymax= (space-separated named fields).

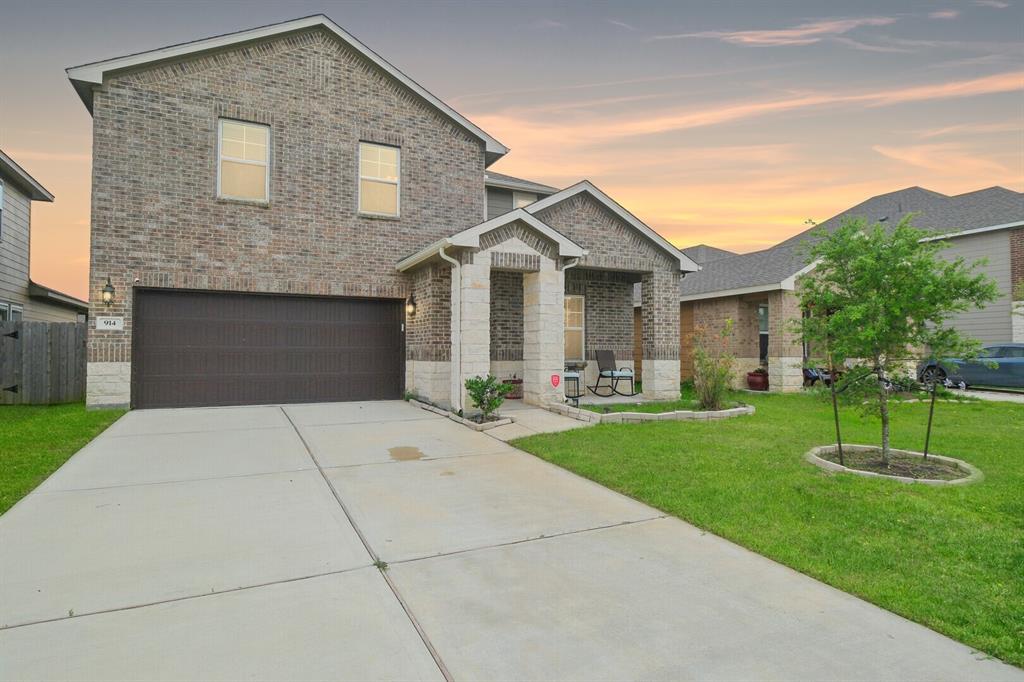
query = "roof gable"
xmin=397 ymin=209 xmax=586 ymax=272
xmin=524 ymin=181 xmax=698 ymax=272
xmin=66 ymin=15 xmax=508 ymax=165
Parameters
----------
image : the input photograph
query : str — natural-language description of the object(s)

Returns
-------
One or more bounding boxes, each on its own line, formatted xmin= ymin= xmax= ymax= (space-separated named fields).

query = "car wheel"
xmin=922 ymin=366 xmax=946 ymax=384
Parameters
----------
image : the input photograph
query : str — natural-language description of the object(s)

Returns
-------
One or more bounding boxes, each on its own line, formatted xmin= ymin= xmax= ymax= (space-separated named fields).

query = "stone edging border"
xmin=805 ymin=444 xmax=983 ymax=486
xmin=544 ymin=402 xmax=755 ymax=424
xmin=407 ymin=398 xmax=514 ymax=432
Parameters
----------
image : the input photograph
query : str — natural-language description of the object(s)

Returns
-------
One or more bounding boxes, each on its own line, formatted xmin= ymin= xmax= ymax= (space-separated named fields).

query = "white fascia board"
xmin=484 ymin=175 xmax=557 ymax=194
xmin=448 ymin=209 xmax=586 ymax=257
xmin=396 ymin=238 xmax=452 ymax=272
xmin=524 ymin=180 xmax=700 ymax=273
xmin=680 ymin=283 xmax=786 ymax=302
xmin=781 ymin=259 xmax=818 ymax=288
xmin=396 ymin=210 xmax=586 ymax=272
xmin=0 ymin=150 xmax=54 ymax=202
xmin=919 ymin=220 xmax=1024 ymax=242
xmin=65 ymin=15 xmax=508 ymax=162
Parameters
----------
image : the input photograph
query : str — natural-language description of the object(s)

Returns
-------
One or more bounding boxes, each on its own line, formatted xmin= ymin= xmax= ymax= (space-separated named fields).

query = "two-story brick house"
xmin=68 ymin=15 xmax=697 ymax=410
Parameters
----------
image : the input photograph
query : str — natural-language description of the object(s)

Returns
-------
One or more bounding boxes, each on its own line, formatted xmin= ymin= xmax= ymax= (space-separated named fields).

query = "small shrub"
xmin=464 ymin=375 xmax=513 ymax=421
xmin=692 ymin=319 xmax=735 ymax=411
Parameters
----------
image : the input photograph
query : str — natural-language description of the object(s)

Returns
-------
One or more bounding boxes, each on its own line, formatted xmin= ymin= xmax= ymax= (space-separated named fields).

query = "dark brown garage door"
xmin=132 ymin=289 xmax=404 ymax=409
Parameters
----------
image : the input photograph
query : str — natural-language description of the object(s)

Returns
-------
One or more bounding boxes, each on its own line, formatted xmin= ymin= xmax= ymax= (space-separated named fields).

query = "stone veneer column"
xmin=641 ymin=270 xmax=681 ymax=401
xmin=767 ymin=289 xmax=804 ymax=392
xmin=452 ymin=251 xmax=491 ymax=414
xmin=522 ymin=259 xmax=564 ymax=405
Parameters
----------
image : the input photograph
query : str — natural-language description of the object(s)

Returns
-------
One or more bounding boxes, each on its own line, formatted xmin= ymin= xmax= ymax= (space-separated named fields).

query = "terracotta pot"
xmin=747 ymin=372 xmax=769 ymax=391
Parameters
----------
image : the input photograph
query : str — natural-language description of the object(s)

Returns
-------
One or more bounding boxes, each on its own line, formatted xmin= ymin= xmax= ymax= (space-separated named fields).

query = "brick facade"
xmin=565 ymin=269 xmax=635 ymax=362
xmin=407 ymin=264 xmax=451 ymax=362
xmin=87 ymin=27 xmax=485 ymax=404
xmin=1011 ymin=227 xmax=1024 ymax=300
xmin=490 ymin=270 xmax=523 ymax=361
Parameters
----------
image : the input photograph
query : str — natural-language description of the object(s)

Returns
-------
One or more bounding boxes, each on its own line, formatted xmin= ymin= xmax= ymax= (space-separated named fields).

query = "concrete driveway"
xmin=1 ymin=401 xmax=1020 ymax=681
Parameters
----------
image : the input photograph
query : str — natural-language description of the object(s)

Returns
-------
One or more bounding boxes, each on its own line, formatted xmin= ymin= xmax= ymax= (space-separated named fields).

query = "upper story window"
xmin=359 ymin=142 xmax=400 ymax=217
xmin=218 ymin=119 xmax=269 ymax=202
xmin=513 ymin=191 xmax=537 ymax=209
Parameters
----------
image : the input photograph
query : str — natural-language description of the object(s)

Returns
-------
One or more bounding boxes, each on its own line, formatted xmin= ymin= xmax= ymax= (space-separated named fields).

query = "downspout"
xmin=438 ymin=245 xmax=462 ymax=413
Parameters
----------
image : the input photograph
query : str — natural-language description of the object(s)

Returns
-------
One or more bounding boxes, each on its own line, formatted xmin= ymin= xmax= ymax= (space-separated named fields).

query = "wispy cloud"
xmin=913 ymin=120 xmax=1022 ymax=138
xmin=873 ymin=143 xmax=1011 ymax=176
xmin=449 ymin=63 xmax=791 ymax=104
xmin=533 ymin=19 xmax=564 ymax=30
xmin=607 ymin=19 xmax=638 ymax=31
xmin=652 ymin=17 xmax=896 ymax=46
xmin=975 ymin=0 xmax=1009 ymax=8
xmin=929 ymin=9 xmax=961 ymax=19
xmin=830 ymin=36 xmax=914 ymax=53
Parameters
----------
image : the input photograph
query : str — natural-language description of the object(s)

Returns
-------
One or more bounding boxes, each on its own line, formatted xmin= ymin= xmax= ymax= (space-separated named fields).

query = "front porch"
xmin=400 ymin=210 xmax=683 ymax=414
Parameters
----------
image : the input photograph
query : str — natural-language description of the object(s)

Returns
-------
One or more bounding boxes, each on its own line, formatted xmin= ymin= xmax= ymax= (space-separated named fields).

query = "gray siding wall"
xmin=487 ymin=186 xmax=514 ymax=220
xmin=940 ymin=230 xmax=1013 ymax=344
xmin=23 ymin=300 xmax=82 ymax=323
xmin=0 ymin=180 xmax=31 ymax=308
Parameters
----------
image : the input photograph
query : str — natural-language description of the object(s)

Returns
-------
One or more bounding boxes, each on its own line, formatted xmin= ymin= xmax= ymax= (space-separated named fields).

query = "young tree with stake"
xmin=798 ymin=216 xmax=996 ymax=464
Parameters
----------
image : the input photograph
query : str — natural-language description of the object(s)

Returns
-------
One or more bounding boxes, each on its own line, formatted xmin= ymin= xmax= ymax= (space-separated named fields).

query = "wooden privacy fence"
xmin=0 ymin=321 xmax=87 ymax=405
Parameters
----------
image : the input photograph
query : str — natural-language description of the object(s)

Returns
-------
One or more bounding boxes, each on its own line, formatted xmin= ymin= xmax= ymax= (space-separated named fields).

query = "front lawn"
xmin=0 ymin=404 xmax=125 ymax=514
xmin=514 ymin=390 xmax=1024 ymax=667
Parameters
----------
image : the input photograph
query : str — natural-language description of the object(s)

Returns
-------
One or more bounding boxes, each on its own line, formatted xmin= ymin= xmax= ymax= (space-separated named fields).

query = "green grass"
xmin=0 ymin=404 xmax=125 ymax=514
xmin=514 ymin=390 xmax=1024 ymax=667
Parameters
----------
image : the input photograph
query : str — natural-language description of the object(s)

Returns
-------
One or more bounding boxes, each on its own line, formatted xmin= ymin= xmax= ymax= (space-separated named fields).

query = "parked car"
xmin=918 ymin=344 xmax=1024 ymax=389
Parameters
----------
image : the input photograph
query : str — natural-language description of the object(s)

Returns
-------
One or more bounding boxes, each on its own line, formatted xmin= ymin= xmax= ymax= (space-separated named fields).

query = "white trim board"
xmin=396 ymin=209 xmax=586 ymax=272
xmin=524 ymin=180 xmax=700 ymax=273
xmin=66 ymin=14 xmax=509 ymax=164
xmin=919 ymin=220 xmax=1024 ymax=242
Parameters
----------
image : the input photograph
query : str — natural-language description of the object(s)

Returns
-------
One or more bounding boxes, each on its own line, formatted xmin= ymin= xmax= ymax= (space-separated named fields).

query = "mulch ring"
xmin=820 ymin=448 xmax=967 ymax=481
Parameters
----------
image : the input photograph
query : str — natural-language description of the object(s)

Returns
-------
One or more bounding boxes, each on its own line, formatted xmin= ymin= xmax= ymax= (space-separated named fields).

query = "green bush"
xmin=464 ymin=375 xmax=513 ymax=421
xmin=692 ymin=319 xmax=735 ymax=411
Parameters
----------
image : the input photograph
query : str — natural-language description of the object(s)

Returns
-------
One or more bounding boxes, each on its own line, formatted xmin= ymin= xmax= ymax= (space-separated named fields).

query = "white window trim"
xmin=0 ymin=301 xmax=10 ymax=321
xmin=358 ymin=142 xmax=401 ymax=218
xmin=512 ymin=191 xmax=537 ymax=209
xmin=10 ymin=304 xmax=23 ymax=321
xmin=216 ymin=118 xmax=270 ymax=203
xmin=565 ymin=294 xmax=586 ymax=362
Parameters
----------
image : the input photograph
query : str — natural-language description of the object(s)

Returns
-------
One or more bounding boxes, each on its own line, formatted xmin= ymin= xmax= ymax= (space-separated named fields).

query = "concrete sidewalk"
xmin=1 ymin=400 xmax=1021 ymax=681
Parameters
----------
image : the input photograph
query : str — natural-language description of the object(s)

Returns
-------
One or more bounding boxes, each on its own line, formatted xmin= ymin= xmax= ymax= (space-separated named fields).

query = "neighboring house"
xmin=0 ymin=150 xmax=89 ymax=323
xmin=67 ymin=15 xmax=697 ymax=410
xmin=663 ymin=186 xmax=1024 ymax=392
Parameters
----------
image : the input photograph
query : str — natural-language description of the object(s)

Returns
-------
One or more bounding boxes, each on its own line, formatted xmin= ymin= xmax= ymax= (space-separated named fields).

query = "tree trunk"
xmin=923 ymin=381 xmax=937 ymax=460
xmin=828 ymin=353 xmax=843 ymax=466
xmin=877 ymin=366 xmax=891 ymax=465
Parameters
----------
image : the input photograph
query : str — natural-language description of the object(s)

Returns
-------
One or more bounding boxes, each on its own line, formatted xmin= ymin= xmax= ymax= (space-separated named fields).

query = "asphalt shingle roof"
xmin=680 ymin=186 xmax=1024 ymax=298
xmin=484 ymin=171 xmax=558 ymax=195
xmin=681 ymin=244 xmax=738 ymax=265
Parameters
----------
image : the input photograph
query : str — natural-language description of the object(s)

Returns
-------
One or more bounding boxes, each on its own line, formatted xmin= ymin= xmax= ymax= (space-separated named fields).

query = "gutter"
xmin=437 ymin=245 xmax=463 ymax=413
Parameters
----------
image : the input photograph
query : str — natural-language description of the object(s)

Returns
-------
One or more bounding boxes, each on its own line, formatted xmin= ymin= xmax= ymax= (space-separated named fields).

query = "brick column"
xmin=767 ymin=289 xmax=803 ymax=392
xmin=522 ymin=258 xmax=564 ymax=405
xmin=452 ymin=251 xmax=491 ymax=414
xmin=641 ymin=270 xmax=681 ymax=401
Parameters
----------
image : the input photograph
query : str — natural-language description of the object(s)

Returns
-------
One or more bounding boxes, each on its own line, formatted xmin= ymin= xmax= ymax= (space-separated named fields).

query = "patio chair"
xmin=588 ymin=350 xmax=638 ymax=397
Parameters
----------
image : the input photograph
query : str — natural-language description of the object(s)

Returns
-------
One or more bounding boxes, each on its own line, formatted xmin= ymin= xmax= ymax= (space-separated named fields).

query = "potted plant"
xmin=746 ymin=366 xmax=769 ymax=391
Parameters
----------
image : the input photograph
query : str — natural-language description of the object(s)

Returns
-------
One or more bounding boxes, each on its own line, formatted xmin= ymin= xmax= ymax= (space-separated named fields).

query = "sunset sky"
xmin=1 ymin=0 xmax=1021 ymax=300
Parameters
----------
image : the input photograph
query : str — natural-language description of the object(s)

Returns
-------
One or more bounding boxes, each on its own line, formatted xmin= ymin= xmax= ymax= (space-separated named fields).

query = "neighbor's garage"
xmin=132 ymin=289 xmax=404 ymax=409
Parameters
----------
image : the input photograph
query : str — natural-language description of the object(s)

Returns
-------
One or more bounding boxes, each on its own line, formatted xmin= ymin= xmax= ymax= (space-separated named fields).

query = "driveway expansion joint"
xmin=279 ymin=406 xmax=454 ymax=682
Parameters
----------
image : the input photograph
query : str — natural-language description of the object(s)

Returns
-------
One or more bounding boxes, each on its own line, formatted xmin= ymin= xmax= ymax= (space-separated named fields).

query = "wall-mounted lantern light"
xmin=405 ymin=295 xmax=416 ymax=316
xmin=101 ymin=277 xmax=116 ymax=306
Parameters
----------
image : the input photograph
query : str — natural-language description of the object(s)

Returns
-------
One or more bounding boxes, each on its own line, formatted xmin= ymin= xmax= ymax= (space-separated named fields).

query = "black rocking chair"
xmin=588 ymin=350 xmax=638 ymax=397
